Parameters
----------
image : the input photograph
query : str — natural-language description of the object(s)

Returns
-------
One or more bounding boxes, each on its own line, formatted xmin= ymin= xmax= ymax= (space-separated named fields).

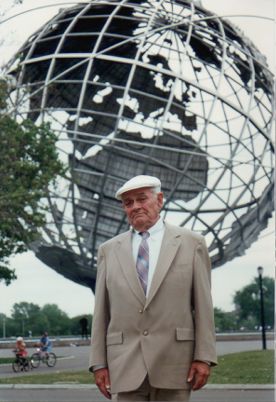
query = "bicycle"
xmin=12 ymin=352 xmax=31 ymax=372
xmin=30 ymin=348 xmax=57 ymax=368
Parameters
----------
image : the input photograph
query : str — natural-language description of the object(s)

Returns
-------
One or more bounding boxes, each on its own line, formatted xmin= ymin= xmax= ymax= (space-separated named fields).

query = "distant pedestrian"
xmin=80 ymin=316 xmax=89 ymax=339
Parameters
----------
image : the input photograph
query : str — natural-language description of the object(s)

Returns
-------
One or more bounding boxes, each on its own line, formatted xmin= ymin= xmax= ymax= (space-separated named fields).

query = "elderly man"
xmin=89 ymin=175 xmax=217 ymax=401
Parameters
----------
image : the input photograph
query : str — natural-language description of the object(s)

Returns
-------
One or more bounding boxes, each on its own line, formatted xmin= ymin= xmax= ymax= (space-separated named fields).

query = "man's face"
xmin=121 ymin=187 xmax=163 ymax=232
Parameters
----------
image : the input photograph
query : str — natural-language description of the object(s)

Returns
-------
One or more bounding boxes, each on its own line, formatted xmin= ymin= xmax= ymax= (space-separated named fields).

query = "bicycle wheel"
xmin=46 ymin=352 xmax=57 ymax=367
xmin=23 ymin=359 xmax=31 ymax=371
xmin=12 ymin=360 xmax=21 ymax=372
xmin=30 ymin=353 xmax=40 ymax=368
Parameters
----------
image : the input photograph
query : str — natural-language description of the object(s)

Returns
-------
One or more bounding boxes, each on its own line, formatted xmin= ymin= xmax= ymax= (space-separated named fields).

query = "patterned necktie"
xmin=136 ymin=231 xmax=150 ymax=294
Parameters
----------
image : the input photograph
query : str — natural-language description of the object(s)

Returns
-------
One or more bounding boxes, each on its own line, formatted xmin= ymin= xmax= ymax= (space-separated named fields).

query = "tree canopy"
xmin=233 ymin=276 xmax=274 ymax=329
xmin=214 ymin=275 xmax=274 ymax=332
xmin=0 ymin=79 xmax=65 ymax=285
xmin=1 ymin=301 xmax=92 ymax=337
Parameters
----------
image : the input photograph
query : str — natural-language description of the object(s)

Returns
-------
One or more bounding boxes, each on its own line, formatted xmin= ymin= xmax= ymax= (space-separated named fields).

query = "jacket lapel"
xmin=145 ymin=223 xmax=182 ymax=308
xmin=115 ymin=231 xmax=146 ymax=305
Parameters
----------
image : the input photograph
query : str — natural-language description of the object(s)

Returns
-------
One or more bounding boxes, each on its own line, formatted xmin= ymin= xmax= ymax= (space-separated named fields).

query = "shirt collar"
xmin=132 ymin=216 xmax=164 ymax=237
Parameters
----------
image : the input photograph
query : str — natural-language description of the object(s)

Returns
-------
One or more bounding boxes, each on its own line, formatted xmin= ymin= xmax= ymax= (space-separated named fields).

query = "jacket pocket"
xmin=106 ymin=331 xmax=123 ymax=346
xmin=176 ymin=327 xmax=194 ymax=341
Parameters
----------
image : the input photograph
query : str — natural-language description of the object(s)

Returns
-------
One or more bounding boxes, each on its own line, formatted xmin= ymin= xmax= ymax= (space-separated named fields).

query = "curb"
xmin=0 ymin=384 xmax=273 ymax=390
xmin=205 ymin=384 xmax=274 ymax=390
xmin=0 ymin=384 xmax=98 ymax=389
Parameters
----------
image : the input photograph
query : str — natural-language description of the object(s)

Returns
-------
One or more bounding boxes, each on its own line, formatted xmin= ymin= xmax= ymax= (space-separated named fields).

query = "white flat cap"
xmin=115 ymin=175 xmax=161 ymax=200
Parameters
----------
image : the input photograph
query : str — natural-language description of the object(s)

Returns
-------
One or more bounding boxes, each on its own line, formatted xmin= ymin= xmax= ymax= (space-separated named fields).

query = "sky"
xmin=0 ymin=0 xmax=275 ymax=321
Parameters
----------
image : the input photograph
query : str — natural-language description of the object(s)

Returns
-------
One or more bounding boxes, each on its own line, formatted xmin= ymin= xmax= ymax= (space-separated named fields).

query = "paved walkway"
xmin=0 ymin=384 xmax=274 ymax=402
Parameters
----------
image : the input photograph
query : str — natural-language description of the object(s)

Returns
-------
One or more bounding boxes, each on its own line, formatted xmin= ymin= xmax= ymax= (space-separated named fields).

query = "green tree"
xmin=0 ymin=312 xmax=21 ymax=338
xmin=214 ymin=307 xmax=238 ymax=332
xmin=233 ymin=276 xmax=274 ymax=330
xmin=3 ymin=301 xmax=94 ymax=337
xmin=10 ymin=302 xmax=71 ymax=336
xmin=10 ymin=301 xmax=48 ymax=336
xmin=0 ymin=79 xmax=65 ymax=285
xmin=41 ymin=304 xmax=71 ymax=335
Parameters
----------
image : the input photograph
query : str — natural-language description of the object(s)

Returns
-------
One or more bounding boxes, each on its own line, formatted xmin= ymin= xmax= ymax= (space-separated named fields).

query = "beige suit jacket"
xmin=89 ymin=222 xmax=217 ymax=393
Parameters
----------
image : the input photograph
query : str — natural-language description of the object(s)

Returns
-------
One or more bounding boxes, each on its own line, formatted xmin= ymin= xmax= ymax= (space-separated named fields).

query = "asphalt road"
xmin=0 ymin=345 xmax=89 ymax=378
xmin=0 ymin=338 xmax=273 ymax=379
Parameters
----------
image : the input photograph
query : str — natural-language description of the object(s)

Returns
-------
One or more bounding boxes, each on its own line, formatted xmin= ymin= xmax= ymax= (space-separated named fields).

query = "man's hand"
xmin=94 ymin=368 xmax=111 ymax=399
xmin=187 ymin=361 xmax=211 ymax=391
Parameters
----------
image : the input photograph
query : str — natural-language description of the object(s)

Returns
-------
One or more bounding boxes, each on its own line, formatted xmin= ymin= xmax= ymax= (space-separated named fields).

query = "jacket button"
xmin=139 ymin=309 xmax=143 ymax=314
xmin=143 ymin=330 xmax=148 ymax=336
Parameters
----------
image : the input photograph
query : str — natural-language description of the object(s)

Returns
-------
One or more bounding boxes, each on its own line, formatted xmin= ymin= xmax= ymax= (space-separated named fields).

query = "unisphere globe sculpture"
xmin=5 ymin=0 xmax=274 ymax=291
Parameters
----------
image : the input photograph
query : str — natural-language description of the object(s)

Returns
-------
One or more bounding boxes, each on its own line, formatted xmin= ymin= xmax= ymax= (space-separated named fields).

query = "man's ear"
xmin=157 ymin=192 xmax=164 ymax=208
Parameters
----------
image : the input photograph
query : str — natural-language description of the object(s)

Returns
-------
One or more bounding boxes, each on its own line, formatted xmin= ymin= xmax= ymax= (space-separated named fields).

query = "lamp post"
xmin=257 ymin=266 xmax=266 ymax=350
xmin=2 ymin=317 xmax=6 ymax=339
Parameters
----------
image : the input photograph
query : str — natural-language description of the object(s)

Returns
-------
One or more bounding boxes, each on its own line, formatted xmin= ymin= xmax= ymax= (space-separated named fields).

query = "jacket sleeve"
xmin=89 ymin=245 xmax=110 ymax=371
xmin=192 ymin=237 xmax=217 ymax=366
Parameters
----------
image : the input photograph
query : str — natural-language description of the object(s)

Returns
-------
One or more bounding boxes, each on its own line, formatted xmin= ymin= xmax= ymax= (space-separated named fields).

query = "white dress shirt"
xmin=132 ymin=217 xmax=165 ymax=297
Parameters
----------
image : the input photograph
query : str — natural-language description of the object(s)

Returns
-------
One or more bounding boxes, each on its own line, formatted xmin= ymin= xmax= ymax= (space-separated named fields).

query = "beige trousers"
xmin=112 ymin=376 xmax=191 ymax=401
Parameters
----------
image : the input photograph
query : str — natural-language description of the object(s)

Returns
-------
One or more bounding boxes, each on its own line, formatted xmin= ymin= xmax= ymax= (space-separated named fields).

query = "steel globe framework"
xmin=5 ymin=0 xmax=274 ymax=290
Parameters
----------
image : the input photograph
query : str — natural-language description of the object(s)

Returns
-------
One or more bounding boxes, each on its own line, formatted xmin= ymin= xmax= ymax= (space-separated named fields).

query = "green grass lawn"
xmin=0 ymin=350 xmax=273 ymax=385
xmin=209 ymin=350 xmax=274 ymax=384
xmin=0 ymin=358 xmax=15 ymax=364
xmin=1 ymin=370 xmax=93 ymax=384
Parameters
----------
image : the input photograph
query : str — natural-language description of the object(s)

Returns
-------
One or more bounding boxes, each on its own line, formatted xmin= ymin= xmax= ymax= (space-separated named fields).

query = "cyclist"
xmin=15 ymin=337 xmax=28 ymax=357
xmin=31 ymin=332 xmax=56 ymax=369
xmin=39 ymin=331 xmax=52 ymax=356
xmin=14 ymin=336 xmax=28 ymax=368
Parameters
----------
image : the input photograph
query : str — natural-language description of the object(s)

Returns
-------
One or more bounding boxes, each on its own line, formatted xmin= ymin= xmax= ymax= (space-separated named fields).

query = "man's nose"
xmin=132 ymin=200 xmax=142 ymax=209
